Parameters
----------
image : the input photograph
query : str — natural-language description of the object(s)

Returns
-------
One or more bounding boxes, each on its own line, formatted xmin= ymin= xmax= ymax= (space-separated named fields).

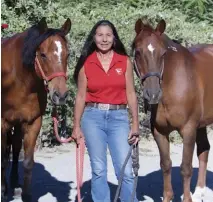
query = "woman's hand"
xmin=128 ymin=128 xmax=140 ymax=145
xmin=72 ymin=126 xmax=84 ymax=144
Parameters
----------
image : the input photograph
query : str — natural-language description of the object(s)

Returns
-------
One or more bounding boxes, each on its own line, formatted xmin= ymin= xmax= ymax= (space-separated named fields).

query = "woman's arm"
xmin=73 ymin=67 xmax=87 ymax=127
xmin=72 ymin=67 xmax=87 ymax=143
xmin=125 ymin=57 xmax=139 ymax=143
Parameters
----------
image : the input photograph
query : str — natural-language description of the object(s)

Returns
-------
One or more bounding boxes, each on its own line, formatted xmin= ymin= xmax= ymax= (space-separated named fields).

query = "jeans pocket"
xmin=112 ymin=109 xmax=129 ymax=122
xmin=84 ymin=106 xmax=94 ymax=112
xmin=120 ymin=109 xmax=128 ymax=116
xmin=81 ymin=107 xmax=94 ymax=120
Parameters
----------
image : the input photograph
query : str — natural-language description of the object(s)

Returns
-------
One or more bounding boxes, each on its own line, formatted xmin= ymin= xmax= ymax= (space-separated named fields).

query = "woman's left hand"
xmin=128 ymin=129 xmax=140 ymax=145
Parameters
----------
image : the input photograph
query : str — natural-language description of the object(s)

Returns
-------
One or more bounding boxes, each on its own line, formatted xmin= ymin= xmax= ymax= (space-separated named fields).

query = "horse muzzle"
xmin=51 ymin=90 xmax=69 ymax=106
xmin=143 ymin=88 xmax=162 ymax=104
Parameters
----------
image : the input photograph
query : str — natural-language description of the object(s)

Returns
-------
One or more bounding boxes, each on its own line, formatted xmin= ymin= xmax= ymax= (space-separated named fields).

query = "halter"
xmin=34 ymin=55 xmax=67 ymax=83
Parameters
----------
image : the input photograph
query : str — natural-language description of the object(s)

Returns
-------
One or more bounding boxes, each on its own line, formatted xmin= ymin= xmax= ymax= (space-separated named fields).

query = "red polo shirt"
xmin=84 ymin=51 xmax=128 ymax=104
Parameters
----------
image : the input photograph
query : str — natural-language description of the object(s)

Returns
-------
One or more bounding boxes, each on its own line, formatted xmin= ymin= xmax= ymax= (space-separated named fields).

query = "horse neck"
xmin=162 ymin=34 xmax=181 ymax=51
xmin=161 ymin=35 xmax=192 ymax=85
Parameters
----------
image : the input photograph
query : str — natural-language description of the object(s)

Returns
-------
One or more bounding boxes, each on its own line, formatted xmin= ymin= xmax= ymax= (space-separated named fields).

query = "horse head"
xmin=23 ymin=17 xmax=72 ymax=105
xmin=133 ymin=18 xmax=167 ymax=104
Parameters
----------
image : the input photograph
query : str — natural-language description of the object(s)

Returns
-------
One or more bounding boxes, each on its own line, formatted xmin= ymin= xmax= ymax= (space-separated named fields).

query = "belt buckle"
xmin=98 ymin=103 xmax=110 ymax=110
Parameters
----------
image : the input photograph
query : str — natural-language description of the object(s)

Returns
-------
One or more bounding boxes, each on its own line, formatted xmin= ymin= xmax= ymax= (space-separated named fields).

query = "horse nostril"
xmin=53 ymin=91 xmax=60 ymax=98
xmin=52 ymin=91 xmax=59 ymax=104
xmin=143 ymin=89 xmax=150 ymax=101
xmin=62 ymin=91 xmax=69 ymax=100
xmin=147 ymin=91 xmax=151 ymax=98
xmin=52 ymin=90 xmax=68 ymax=105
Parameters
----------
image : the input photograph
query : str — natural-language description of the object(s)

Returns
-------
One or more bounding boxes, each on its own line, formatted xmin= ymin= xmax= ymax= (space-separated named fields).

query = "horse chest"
xmin=154 ymin=102 xmax=188 ymax=131
xmin=2 ymin=93 xmax=46 ymax=124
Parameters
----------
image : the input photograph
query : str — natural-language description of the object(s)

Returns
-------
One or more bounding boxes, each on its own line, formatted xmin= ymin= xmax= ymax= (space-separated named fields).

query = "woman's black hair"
xmin=73 ymin=20 xmax=127 ymax=84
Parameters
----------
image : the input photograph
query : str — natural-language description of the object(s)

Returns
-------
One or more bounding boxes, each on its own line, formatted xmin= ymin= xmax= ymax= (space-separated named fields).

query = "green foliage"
xmin=2 ymin=0 xmax=213 ymax=146
xmin=162 ymin=0 xmax=213 ymax=24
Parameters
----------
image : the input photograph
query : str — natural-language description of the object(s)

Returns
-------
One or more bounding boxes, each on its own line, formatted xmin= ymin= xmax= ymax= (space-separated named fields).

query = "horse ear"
xmin=61 ymin=18 xmax=71 ymax=35
xmin=135 ymin=18 xmax=144 ymax=35
xmin=37 ymin=17 xmax=48 ymax=34
xmin=155 ymin=19 xmax=166 ymax=35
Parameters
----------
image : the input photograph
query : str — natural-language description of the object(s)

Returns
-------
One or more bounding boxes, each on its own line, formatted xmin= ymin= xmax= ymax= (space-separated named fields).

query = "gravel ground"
xmin=7 ymin=132 xmax=213 ymax=202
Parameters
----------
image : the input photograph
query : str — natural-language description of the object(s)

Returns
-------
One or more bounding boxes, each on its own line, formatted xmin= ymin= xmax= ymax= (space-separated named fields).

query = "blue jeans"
xmin=81 ymin=107 xmax=138 ymax=202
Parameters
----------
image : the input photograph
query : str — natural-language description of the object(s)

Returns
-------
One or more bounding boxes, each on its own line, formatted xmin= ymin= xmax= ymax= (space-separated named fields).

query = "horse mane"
xmin=22 ymin=24 xmax=66 ymax=68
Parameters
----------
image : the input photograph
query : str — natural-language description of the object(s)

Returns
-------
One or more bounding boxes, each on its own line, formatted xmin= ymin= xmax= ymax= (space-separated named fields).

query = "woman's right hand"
xmin=72 ymin=126 xmax=84 ymax=144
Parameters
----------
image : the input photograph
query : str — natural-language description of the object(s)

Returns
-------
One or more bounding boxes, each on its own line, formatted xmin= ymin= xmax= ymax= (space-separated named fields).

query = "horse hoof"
xmin=22 ymin=193 xmax=32 ymax=202
xmin=182 ymin=198 xmax=193 ymax=202
xmin=162 ymin=198 xmax=173 ymax=202
xmin=13 ymin=187 xmax=22 ymax=199
xmin=191 ymin=186 xmax=205 ymax=202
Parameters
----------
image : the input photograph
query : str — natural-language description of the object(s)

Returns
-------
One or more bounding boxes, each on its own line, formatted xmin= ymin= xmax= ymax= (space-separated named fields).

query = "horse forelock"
xmin=22 ymin=25 xmax=66 ymax=69
xmin=132 ymin=23 xmax=156 ymax=49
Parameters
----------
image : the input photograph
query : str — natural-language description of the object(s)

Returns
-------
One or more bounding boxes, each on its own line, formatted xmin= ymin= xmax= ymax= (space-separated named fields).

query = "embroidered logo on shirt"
xmin=115 ymin=68 xmax=122 ymax=75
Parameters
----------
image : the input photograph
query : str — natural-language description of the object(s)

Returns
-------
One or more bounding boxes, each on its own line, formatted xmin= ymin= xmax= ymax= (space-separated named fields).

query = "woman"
xmin=72 ymin=20 xmax=139 ymax=202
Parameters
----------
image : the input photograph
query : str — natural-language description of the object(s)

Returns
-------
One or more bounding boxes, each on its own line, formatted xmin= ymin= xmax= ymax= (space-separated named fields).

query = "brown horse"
xmin=132 ymin=19 xmax=213 ymax=202
xmin=1 ymin=18 xmax=71 ymax=202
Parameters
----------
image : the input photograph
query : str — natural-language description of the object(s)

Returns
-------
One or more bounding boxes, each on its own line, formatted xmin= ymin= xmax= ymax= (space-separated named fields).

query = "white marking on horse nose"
xmin=54 ymin=41 xmax=62 ymax=63
xmin=148 ymin=43 xmax=155 ymax=53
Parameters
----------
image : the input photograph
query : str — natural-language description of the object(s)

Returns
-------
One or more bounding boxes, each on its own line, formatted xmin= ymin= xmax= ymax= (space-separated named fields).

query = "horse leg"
xmin=10 ymin=125 xmax=23 ymax=194
xmin=180 ymin=124 xmax=197 ymax=202
xmin=153 ymin=128 xmax=173 ymax=202
xmin=21 ymin=117 xmax=42 ymax=202
xmin=192 ymin=127 xmax=210 ymax=202
xmin=1 ymin=120 xmax=11 ymax=202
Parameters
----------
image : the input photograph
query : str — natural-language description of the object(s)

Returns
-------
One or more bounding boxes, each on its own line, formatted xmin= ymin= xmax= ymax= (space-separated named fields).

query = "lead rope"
xmin=76 ymin=138 xmax=85 ymax=202
xmin=114 ymin=136 xmax=140 ymax=202
xmin=52 ymin=107 xmax=85 ymax=202
xmin=35 ymin=54 xmax=85 ymax=201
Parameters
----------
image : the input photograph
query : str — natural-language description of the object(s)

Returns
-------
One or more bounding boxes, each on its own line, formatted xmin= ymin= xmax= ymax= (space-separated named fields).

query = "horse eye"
xmin=40 ymin=53 xmax=47 ymax=59
xmin=135 ymin=50 xmax=141 ymax=57
xmin=162 ymin=50 xmax=167 ymax=57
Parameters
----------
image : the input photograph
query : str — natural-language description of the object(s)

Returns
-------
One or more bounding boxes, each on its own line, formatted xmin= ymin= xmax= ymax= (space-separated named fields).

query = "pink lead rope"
xmin=76 ymin=138 xmax=85 ymax=202
xmin=52 ymin=109 xmax=85 ymax=202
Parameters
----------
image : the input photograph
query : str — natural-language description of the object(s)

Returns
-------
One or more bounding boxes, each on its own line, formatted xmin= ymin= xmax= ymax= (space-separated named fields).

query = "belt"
xmin=86 ymin=102 xmax=127 ymax=110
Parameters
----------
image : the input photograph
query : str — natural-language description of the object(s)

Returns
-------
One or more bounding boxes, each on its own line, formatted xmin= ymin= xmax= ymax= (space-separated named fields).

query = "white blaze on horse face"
xmin=54 ymin=41 xmax=62 ymax=63
xmin=147 ymin=43 xmax=155 ymax=56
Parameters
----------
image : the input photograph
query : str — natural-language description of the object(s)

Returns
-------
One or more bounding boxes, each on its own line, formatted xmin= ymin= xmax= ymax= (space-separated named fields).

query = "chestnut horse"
xmin=132 ymin=19 xmax=213 ymax=202
xmin=1 ymin=18 xmax=71 ymax=202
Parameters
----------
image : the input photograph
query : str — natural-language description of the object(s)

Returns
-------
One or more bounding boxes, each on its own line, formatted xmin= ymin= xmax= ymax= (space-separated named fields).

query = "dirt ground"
xmin=7 ymin=132 xmax=213 ymax=202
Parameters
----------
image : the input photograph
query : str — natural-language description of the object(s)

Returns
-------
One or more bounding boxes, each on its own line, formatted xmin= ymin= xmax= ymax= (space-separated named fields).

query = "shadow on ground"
xmin=77 ymin=167 xmax=213 ymax=202
xmin=7 ymin=161 xmax=73 ymax=202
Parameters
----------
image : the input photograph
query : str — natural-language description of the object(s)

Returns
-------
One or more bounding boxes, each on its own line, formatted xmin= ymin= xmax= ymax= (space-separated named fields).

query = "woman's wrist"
xmin=73 ymin=121 xmax=81 ymax=128
xmin=131 ymin=121 xmax=139 ymax=131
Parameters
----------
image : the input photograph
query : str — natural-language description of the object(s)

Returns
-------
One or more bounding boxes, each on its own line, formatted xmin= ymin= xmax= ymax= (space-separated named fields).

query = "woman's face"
xmin=94 ymin=25 xmax=114 ymax=53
